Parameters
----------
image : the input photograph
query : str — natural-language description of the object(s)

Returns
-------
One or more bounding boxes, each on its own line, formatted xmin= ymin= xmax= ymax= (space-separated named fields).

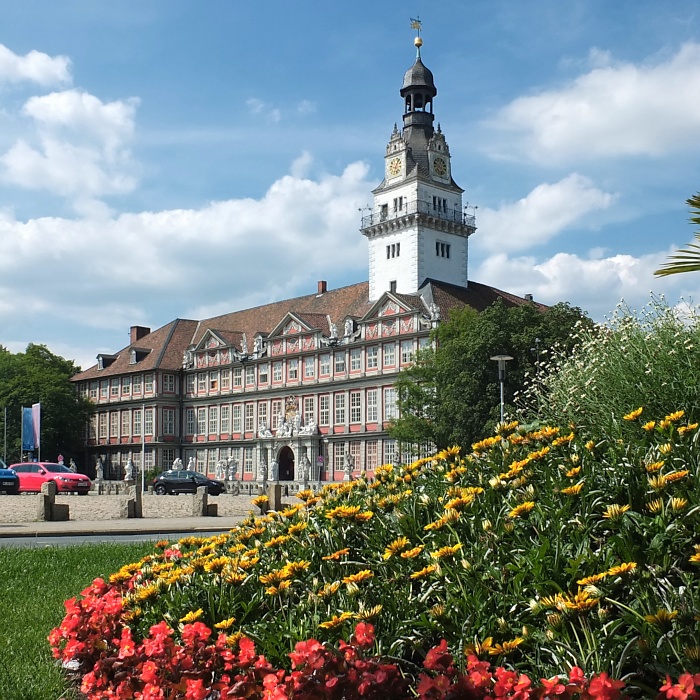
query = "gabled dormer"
xmin=128 ymin=348 xmax=150 ymax=365
xmin=97 ymin=353 xmax=119 ymax=370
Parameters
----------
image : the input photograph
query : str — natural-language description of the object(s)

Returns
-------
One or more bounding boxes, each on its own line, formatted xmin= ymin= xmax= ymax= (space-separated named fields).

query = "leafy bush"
xmin=518 ymin=296 xmax=700 ymax=439
xmin=51 ymin=409 xmax=700 ymax=697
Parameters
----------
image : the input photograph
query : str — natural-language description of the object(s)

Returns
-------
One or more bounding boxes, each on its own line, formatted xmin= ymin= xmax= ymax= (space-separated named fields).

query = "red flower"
xmin=238 ymin=636 xmax=257 ymax=665
xmin=540 ymin=676 xmax=566 ymax=697
xmin=353 ymin=622 xmax=376 ymax=648
xmin=424 ymin=639 xmax=453 ymax=672
xmin=588 ymin=672 xmax=625 ymax=700
xmin=659 ymin=674 xmax=699 ymax=700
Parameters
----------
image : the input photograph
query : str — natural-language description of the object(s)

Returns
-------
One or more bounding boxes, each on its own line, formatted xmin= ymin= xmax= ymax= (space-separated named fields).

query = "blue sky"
xmin=2 ymin=0 xmax=700 ymax=369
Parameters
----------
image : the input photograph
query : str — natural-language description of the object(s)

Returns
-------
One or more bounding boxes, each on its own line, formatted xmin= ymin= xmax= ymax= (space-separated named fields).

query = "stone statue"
xmin=241 ymin=336 xmax=248 ymax=355
xmin=215 ymin=459 xmax=226 ymax=480
xmin=227 ymin=458 xmax=237 ymax=482
xmin=187 ymin=457 xmax=196 ymax=470
xmin=258 ymin=421 xmax=273 ymax=438
xmin=68 ymin=458 xmax=77 ymax=473
xmin=95 ymin=457 xmax=104 ymax=482
xmin=259 ymin=457 xmax=268 ymax=484
xmin=344 ymin=318 xmax=354 ymax=337
xmin=182 ymin=348 xmax=194 ymax=369
xmin=300 ymin=454 xmax=311 ymax=483
xmin=292 ymin=413 xmax=301 ymax=435
xmin=429 ymin=302 xmax=441 ymax=323
xmin=172 ymin=457 xmax=184 ymax=470
xmin=299 ymin=419 xmax=318 ymax=436
xmin=343 ymin=452 xmax=355 ymax=481
xmin=329 ymin=322 xmax=338 ymax=340
xmin=254 ymin=336 xmax=263 ymax=355
xmin=270 ymin=459 xmax=279 ymax=481
xmin=124 ymin=458 xmax=135 ymax=482
xmin=276 ymin=419 xmax=292 ymax=438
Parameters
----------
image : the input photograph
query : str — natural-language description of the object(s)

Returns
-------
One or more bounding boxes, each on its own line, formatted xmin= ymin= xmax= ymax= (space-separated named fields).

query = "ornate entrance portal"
xmin=278 ymin=445 xmax=295 ymax=481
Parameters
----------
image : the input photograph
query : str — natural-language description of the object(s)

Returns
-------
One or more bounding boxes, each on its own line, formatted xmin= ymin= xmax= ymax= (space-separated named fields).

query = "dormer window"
xmin=96 ymin=354 xmax=118 ymax=370
xmin=129 ymin=348 xmax=151 ymax=364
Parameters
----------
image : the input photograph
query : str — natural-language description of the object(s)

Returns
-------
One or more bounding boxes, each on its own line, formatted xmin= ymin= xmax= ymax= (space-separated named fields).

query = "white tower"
xmin=361 ymin=35 xmax=476 ymax=301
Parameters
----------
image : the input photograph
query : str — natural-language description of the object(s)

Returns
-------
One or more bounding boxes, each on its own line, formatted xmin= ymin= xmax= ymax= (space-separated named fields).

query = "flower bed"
xmin=50 ymin=409 xmax=700 ymax=698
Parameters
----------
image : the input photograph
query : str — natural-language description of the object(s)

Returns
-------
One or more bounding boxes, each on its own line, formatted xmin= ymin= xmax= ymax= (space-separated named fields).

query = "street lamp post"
xmin=490 ymin=355 xmax=514 ymax=423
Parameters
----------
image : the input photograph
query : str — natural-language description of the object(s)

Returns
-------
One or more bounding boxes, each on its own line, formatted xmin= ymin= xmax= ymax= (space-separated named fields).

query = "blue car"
xmin=0 ymin=458 xmax=19 ymax=495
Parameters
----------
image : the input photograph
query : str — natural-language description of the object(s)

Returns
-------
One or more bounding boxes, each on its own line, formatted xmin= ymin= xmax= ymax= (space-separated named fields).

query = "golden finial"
xmin=410 ymin=17 xmax=423 ymax=54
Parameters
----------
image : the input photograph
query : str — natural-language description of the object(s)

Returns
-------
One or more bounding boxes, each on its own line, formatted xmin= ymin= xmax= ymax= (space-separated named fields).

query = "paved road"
xmin=0 ymin=530 xmax=233 ymax=548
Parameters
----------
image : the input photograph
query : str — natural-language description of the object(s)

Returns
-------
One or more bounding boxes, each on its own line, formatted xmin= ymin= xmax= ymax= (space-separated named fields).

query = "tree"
xmin=390 ymin=301 xmax=591 ymax=450
xmin=0 ymin=344 xmax=92 ymax=466
xmin=654 ymin=192 xmax=700 ymax=276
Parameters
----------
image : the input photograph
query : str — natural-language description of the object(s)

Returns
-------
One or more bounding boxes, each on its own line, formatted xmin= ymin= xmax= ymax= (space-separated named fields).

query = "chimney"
xmin=317 ymin=280 xmax=327 ymax=295
xmin=524 ymin=294 xmax=534 ymax=302
xmin=130 ymin=325 xmax=151 ymax=344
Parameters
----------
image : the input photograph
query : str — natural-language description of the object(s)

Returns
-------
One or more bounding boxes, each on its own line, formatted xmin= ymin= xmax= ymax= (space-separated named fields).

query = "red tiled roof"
xmin=190 ymin=282 xmax=372 ymax=346
xmin=73 ymin=319 xmax=199 ymax=381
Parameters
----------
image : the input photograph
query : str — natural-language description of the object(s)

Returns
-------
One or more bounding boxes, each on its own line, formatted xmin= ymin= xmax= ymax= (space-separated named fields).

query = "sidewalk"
xmin=0 ymin=515 xmax=247 ymax=538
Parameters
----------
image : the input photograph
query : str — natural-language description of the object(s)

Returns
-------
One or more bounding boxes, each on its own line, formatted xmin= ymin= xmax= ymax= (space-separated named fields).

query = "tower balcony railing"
xmin=360 ymin=199 xmax=476 ymax=228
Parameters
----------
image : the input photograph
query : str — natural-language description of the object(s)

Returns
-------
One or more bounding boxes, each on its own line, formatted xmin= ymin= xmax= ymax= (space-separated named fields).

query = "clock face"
xmin=433 ymin=157 xmax=447 ymax=177
xmin=388 ymin=157 xmax=402 ymax=177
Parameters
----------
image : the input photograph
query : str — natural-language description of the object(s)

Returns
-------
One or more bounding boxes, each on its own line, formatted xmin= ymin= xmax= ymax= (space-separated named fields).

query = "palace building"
xmin=71 ymin=36 xmax=541 ymax=486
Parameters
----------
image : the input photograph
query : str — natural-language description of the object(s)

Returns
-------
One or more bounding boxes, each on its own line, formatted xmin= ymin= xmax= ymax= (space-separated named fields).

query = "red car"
xmin=10 ymin=462 xmax=92 ymax=494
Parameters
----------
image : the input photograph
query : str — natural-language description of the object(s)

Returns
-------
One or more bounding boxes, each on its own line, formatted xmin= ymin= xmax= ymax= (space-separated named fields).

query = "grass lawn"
xmin=0 ymin=541 xmax=155 ymax=700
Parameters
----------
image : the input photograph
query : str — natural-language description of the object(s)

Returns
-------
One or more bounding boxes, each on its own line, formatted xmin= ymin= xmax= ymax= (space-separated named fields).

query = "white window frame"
xmin=220 ymin=405 xmax=230 ymax=433
xmin=350 ymin=391 xmax=362 ymax=424
xmin=334 ymin=393 xmax=345 ymax=424
xmin=319 ymin=395 xmax=330 ymax=426
xmin=366 ymin=346 xmax=378 ymax=369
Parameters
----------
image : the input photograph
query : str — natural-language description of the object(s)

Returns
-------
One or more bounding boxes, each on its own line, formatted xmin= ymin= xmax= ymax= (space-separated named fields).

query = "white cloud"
xmin=486 ymin=42 xmax=700 ymax=163
xmin=0 ymin=159 xmax=372 ymax=368
xmin=0 ymin=89 xmax=139 ymax=206
xmin=245 ymin=97 xmax=281 ymax=123
xmin=0 ymin=44 xmax=71 ymax=86
xmin=473 ymin=247 xmax=700 ymax=320
xmin=297 ymin=99 xmax=317 ymax=115
xmin=476 ymin=174 xmax=616 ymax=252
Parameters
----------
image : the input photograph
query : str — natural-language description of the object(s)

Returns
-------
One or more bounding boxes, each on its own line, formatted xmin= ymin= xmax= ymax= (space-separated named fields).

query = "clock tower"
xmin=361 ymin=34 xmax=476 ymax=301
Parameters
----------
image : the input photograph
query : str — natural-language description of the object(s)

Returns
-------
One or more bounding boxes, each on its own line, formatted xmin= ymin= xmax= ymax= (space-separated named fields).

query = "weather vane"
xmin=410 ymin=17 xmax=422 ymax=36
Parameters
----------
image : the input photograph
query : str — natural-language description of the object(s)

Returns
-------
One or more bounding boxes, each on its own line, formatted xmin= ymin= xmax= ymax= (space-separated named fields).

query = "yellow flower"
xmin=623 ymin=407 xmax=644 ymax=421
xmin=659 ymin=443 xmax=673 ymax=455
xmin=265 ymin=580 xmax=292 ymax=596
xmin=564 ymin=589 xmax=599 ymax=612
xmin=508 ymin=501 xmax=536 ymax=518
xmin=488 ymin=638 xmax=525 ymax=655
xmin=282 ymin=560 xmax=311 ymax=577
xmin=648 ymin=474 xmax=670 ymax=491
xmin=642 ymin=421 xmax=656 ymax=431
xmin=109 ymin=570 xmax=134 ymax=584
xmin=214 ymin=617 xmax=236 ymax=630
xmin=323 ymin=548 xmax=350 ymax=561
xmin=288 ymin=522 xmax=308 ymax=535
xmin=665 ymin=469 xmax=689 ymax=483
xmin=342 ymin=570 xmax=374 ymax=585
xmin=382 ymin=537 xmax=410 ymax=559
xmin=602 ymin=504 xmax=631 ymax=520
xmin=400 ymin=545 xmax=425 ymax=559
xmin=670 ymin=497 xmax=688 ymax=512
xmin=317 ymin=581 xmax=341 ymax=597
xmin=319 ymin=612 xmax=353 ymax=629
xmin=471 ymin=436 xmax=501 ymax=453
xmin=464 ymin=637 xmax=494 ymax=656
xmin=325 ymin=505 xmax=374 ymax=522
xmin=204 ymin=556 xmax=231 ymax=573
xmin=565 ymin=466 xmax=582 ymax=478
xmin=684 ymin=646 xmax=700 ymax=661
xmin=431 ymin=544 xmax=463 ymax=559
xmin=180 ymin=608 xmax=204 ymax=623
xmin=424 ymin=509 xmax=460 ymax=531
xmin=646 ymin=498 xmax=663 ymax=514
xmin=644 ymin=609 xmax=678 ymax=628
xmin=252 ymin=495 xmax=269 ymax=507
xmin=259 ymin=568 xmax=291 ymax=585
xmin=356 ymin=604 xmax=383 ymax=620
xmin=577 ymin=572 xmax=608 ymax=586
xmin=607 ymin=562 xmax=637 ymax=577
xmin=561 ymin=482 xmax=584 ymax=496
xmin=539 ymin=593 xmax=565 ymax=610
xmin=296 ymin=489 xmax=315 ymax=502
xmin=645 ymin=461 xmax=664 ymax=473
xmin=585 ymin=440 xmax=596 ymax=451
xmin=225 ymin=631 xmax=244 ymax=648
xmin=278 ymin=504 xmax=303 ymax=518
xmin=410 ymin=564 xmax=437 ymax=580
xmin=133 ymin=583 xmax=160 ymax=602
xmin=444 ymin=494 xmax=476 ymax=510
xmin=552 ymin=432 xmax=575 ymax=447
xmin=689 ymin=553 xmax=700 ymax=565
xmin=664 ymin=410 xmax=685 ymax=422
xmin=264 ymin=535 xmax=291 ymax=548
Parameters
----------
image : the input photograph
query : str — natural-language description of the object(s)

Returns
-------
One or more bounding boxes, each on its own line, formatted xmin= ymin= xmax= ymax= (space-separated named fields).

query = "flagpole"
xmin=141 ymin=403 xmax=146 ymax=493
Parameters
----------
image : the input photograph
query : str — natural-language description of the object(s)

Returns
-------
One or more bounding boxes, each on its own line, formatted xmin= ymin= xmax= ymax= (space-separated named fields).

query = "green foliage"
xmin=518 ymin=296 xmax=700 ymax=439
xmin=655 ymin=192 xmax=700 ymax=276
xmin=391 ymin=301 xmax=591 ymax=450
xmin=0 ymin=344 xmax=92 ymax=465
xmin=89 ymin=412 xmax=700 ymax=686
xmin=0 ymin=542 xmax=153 ymax=700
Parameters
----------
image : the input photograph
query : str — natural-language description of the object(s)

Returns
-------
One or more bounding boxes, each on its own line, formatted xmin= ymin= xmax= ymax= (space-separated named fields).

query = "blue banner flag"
xmin=21 ymin=407 xmax=35 ymax=451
